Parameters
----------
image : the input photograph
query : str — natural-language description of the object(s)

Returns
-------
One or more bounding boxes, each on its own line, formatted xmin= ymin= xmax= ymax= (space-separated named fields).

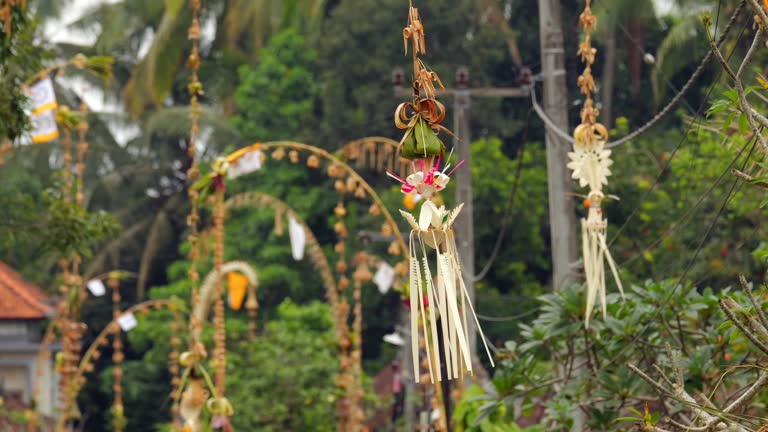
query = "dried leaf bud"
xmin=388 ymin=241 xmax=400 ymax=256
xmin=339 ymin=276 xmax=350 ymax=291
xmin=369 ymin=203 xmax=381 ymax=216
xmin=327 ymin=164 xmax=341 ymax=177
xmin=307 ymin=155 xmax=320 ymax=168
xmin=394 ymin=261 xmax=408 ymax=276
xmin=334 ymin=242 xmax=345 ymax=253
xmin=381 ymin=223 xmax=393 ymax=237
xmin=289 ymin=150 xmax=299 ymax=163
xmin=334 ymin=203 xmax=347 ymax=217
xmin=271 ymin=148 xmax=286 ymax=160
xmin=346 ymin=177 xmax=356 ymax=191
xmin=353 ymin=264 xmax=373 ymax=283
xmin=334 ymin=179 xmax=347 ymax=194
xmin=334 ymin=221 xmax=348 ymax=238
xmin=354 ymin=186 xmax=366 ymax=199
xmin=336 ymin=260 xmax=348 ymax=273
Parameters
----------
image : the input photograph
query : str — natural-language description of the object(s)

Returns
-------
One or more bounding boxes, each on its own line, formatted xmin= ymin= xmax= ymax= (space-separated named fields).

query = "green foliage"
xmin=0 ymin=166 xmax=120 ymax=265
xmin=118 ymin=297 xmax=339 ymax=431
xmin=453 ymin=385 xmax=535 ymax=432
xmin=608 ymin=127 xmax=768 ymax=288
xmin=43 ymin=188 xmax=121 ymax=259
xmin=471 ymin=280 xmax=758 ymax=431
xmin=232 ymin=29 xmax=320 ymax=142
xmin=470 ymin=137 xmax=549 ymax=343
xmin=0 ymin=6 xmax=44 ymax=141
xmin=227 ymin=300 xmax=339 ymax=431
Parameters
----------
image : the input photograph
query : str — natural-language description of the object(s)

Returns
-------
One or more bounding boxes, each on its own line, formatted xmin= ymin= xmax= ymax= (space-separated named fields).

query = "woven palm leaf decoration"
xmin=388 ymin=0 xmax=493 ymax=383
xmin=567 ymin=0 xmax=624 ymax=328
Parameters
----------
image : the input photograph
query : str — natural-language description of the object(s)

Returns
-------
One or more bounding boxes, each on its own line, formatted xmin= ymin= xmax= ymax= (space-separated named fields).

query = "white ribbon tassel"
xmin=582 ymin=212 xmax=625 ymax=328
xmin=402 ymin=202 xmax=494 ymax=382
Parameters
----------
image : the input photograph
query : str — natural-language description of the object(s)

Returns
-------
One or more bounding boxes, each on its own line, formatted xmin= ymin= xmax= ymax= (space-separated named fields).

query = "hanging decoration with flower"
xmin=567 ymin=0 xmax=624 ymax=328
xmin=389 ymin=0 xmax=493 ymax=383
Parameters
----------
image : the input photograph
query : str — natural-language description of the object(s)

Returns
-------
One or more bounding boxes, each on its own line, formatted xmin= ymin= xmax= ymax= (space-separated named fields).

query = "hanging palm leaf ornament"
xmin=567 ymin=0 xmax=624 ymax=328
xmin=388 ymin=0 xmax=493 ymax=383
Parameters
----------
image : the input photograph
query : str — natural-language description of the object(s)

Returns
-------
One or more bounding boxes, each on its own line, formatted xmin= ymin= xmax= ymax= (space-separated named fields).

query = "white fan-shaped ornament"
xmin=392 ymin=159 xmax=494 ymax=383
xmin=570 ymin=127 xmax=624 ymax=328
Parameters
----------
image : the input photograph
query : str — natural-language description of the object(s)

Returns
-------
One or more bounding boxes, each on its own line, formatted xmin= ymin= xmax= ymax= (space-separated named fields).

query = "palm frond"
xmin=84 ymin=217 xmax=152 ymax=280
xmin=124 ymin=2 xmax=191 ymax=116
xmin=651 ymin=14 xmax=706 ymax=102
xmin=144 ymin=105 xmax=243 ymax=148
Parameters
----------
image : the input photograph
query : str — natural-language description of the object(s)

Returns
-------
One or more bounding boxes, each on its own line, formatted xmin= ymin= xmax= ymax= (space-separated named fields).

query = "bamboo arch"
xmin=222 ymin=191 xmax=338 ymax=310
xmin=225 ymin=143 xmax=412 ymax=429
xmin=226 ymin=140 xmax=409 ymax=260
xmin=55 ymin=299 xmax=181 ymax=431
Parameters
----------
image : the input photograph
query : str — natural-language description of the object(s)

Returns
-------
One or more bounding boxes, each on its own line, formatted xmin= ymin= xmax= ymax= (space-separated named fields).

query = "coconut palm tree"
xmin=66 ymin=0 xmax=331 ymax=117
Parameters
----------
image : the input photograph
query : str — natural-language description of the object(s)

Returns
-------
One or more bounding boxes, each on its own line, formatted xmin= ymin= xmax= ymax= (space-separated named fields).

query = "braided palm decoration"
xmin=389 ymin=0 xmax=493 ymax=383
xmin=566 ymin=0 xmax=624 ymax=328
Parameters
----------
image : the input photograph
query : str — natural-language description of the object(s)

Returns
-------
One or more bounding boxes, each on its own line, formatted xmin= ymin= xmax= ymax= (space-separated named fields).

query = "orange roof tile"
xmin=0 ymin=261 xmax=53 ymax=320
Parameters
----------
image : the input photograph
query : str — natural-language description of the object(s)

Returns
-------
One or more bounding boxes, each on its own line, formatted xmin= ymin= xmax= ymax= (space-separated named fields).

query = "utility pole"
xmin=538 ymin=3 xmax=584 ymax=431
xmin=452 ymin=68 xmax=474 ymax=362
xmin=538 ymin=0 xmax=578 ymax=292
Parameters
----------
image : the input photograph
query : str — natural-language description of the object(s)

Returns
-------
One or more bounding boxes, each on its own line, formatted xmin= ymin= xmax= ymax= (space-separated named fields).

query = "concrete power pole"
xmin=538 ymin=2 xmax=584 ymax=431
xmin=452 ymin=76 xmax=475 ymax=359
xmin=538 ymin=0 xmax=578 ymax=292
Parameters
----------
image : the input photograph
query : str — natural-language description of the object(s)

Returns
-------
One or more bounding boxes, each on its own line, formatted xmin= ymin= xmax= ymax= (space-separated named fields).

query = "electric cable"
xmin=615 ymin=135 xmax=742 ymax=269
xmin=470 ymin=110 xmax=532 ymax=282
xmin=601 ymin=132 xmax=759 ymax=368
xmin=608 ymin=18 xmax=750 ymax=247
xmin=477 ymin=309 xmax=539 ymax=322
xmin=529 ymin=0 xmax=746 ymax=149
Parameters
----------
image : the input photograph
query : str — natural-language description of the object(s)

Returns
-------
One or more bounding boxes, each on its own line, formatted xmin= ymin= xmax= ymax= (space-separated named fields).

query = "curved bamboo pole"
xmin=221 ymin=191 xmax=338 ymax=309
xmin=226 ymin=141 xmax=409 ymax=262
xmin=56 ymin=299 xmax=180 ymax=432
xmin=33 ymin=272 xmax=133 ymax=406
xmin=192 ymin=261 xmax=259 ymax=342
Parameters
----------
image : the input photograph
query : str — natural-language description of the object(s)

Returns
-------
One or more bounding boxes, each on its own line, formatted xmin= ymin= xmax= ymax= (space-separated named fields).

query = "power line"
xmin=616 ymin=134 xmax=753 ymax=269
xmin=608 ymin=18 xmax=750 ymax=247
xmin=601 ymin=133 xmax=759 ymax=368
xmin=593 ymin=0 xmax=700 ymax=116
xmin=529 ymin=0 xmax=746 ymax=149
xmin=471 ymin=110 xmax=532 ymax=282
xmin=477 ymin=309 xmax=538 ymax=322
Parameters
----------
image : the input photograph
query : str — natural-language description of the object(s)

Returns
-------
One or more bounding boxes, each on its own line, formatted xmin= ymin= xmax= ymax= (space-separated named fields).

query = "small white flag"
xmin=117 ymin=312 xmax=138 ymax=332
xmin=383 ymin=332 xmax=404 ymax=346
xmin=288 ymin=215 xmax=306 ymax=261
xmin=374 ymin=262 xmax=395 ymax=294
xmin=228 ymin=150 xmax=263 ymax=179
xmin=86 ymin=279 xmax=106 ymax=297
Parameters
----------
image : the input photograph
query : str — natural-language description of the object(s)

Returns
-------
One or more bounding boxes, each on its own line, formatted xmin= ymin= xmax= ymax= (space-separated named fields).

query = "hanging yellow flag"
xmin=26 ymin=77 xmax=59 ymax=144
xmin=227 ymin=272 xmax=248 ymax=311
